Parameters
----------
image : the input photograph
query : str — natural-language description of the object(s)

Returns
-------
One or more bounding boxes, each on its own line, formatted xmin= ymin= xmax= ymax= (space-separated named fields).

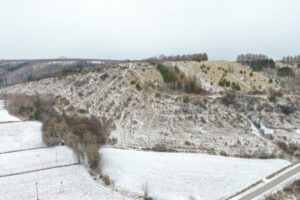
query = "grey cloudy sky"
xmin=0 ymin=0 xmax=299 ymax=60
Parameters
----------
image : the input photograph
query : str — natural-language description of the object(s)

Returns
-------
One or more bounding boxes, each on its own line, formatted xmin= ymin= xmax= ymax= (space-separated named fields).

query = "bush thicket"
xmin=277 ymin=66 xmax=294 ymax=77
xmin=0 ymin=93 xmax=112 ymax=173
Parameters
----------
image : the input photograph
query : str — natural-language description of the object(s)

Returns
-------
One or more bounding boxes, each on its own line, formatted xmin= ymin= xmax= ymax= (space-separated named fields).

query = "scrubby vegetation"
xmin=231 ymin=82 xmax=241 ymax=91
xmin=156 ymin=64 xmax=178 ymax=83
xmin=236 ymin=54 xmax=275 ymax=71
xmin=0 ymin=93 xmax=113 ymax=173
xmin=218 ymin=78 xmax=231 ymax=87
xmin=156 ymin=64 xmax=207 ymax=94
xmin=276 ymin=141 xmax=300 ymax=158
xmin=277 ymin=66 xmax=294 ymax=77
xmin=268 ymin=89 xmax=283 ymax=102
xmin=218 ymin=78 xmax=241 ymax=91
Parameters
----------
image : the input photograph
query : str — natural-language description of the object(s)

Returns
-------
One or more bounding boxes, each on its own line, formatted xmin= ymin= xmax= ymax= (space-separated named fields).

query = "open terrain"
xmin=100 ymin=148 xmax=290 ymax=200
xmin=0 ymin=59 xmax=299 ymax=199
xmin=0 ymin=102 xmax=134 ymax=200
xmin=1 ymin=61 xmax=299 ymax=158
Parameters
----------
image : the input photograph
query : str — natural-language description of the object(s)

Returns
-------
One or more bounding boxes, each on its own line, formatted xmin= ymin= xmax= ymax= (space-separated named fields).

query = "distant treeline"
xmin=145 ymin=53 xmax=208 ymax=63
xmin=0 ymin=60 xmax=117 ymax=88
xmin=281 ymin=55 xmax=300 ymax=64
xmin=236 ymin=54 xmax=275 ymax=71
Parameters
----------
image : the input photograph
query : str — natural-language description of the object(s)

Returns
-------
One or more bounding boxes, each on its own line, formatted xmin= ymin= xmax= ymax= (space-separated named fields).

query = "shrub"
xmin=157 ymin=64 xmax=207 ymax=95
xmin=1 ymin=94 xmax=113 ymax=173
xmin=86 ymin=144 xmax=100 ymax=171
xmin=78 ymin=92 xmax=83 ymax=97
xmin=218 ymin=79 xmax=231 ymax=88
xmin=298 ymin=63 xmax=300 ymax=68
xmin=231 ymin=82 xmax=241 ymax=91
xmin=153 ymin=144 xmax=168 ymax=152
xmin=277 ymin=66 xmax=294 ymax=77
xmin=102 ymin=175 xmax=111 ymax=185
xmin=136 ymin=83 xmax=142 ymax=91
xmin=155 ymin=93 xmax=161 ymax=98
xmin=156 ymin=64 xmax=178 ymax=82
xmin=276 ymin=140 xmax=300 ymax=157
xmin=130 ymin=80 xmax=136 ymax=85
xmin=221 ymin=90 xmax=236 ymax=106
xmin=268 ymin=89 xmax=283 ymax=102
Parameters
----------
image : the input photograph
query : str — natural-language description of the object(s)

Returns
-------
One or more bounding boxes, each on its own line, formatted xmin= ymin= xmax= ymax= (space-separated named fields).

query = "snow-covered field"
xmin=0 ymin=146 xmax=77 ymax=176
xmin=101 ymin=148 xmax=290 ymax=200
xmin=0 ymin=121 xmax=45 ymax=153
xmin=0 ymin=165 xmax=131 ymax=200
xmin=0 ymin=100 xmax=20 ymax=122
xmin=0 ymin=102 xmax=135 ymax=200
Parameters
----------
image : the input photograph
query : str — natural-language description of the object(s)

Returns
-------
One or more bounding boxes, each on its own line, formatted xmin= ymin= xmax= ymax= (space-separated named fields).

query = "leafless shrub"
xmin=143 ymin=182 xmax=153 ymax=200
xmin=0 ymin=93 xmax=113 ymax=173
xmin=268 ymin=89 xmax=283 ymax=102
xmin=102 ymin=175 xmax=111 ymax=186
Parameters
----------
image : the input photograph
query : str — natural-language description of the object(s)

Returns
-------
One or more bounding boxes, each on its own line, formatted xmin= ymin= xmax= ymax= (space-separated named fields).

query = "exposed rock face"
xmin=1 ymin=62 xmax=299 ymax=159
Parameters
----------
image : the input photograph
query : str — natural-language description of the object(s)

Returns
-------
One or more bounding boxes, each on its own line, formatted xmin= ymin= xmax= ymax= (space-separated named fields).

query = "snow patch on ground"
xmin=0 ymin=165 xmax=132 ymax=200
xmin=0 ymin=100 xmax=20 ymax=122
xmin=0 ymin=146 xmax=77 ymax=176
xmin=0 ymin=121 xmax=45 ymax=153
xmin=100 ymin=148 xmax=290 ymax=200
xmin=261 ymin=123 xmax=274 ymax=135
xmin=250 ymin=120 xmax=261 ymax=137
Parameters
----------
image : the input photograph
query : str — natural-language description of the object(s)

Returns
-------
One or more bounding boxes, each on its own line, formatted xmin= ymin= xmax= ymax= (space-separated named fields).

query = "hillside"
xmin=1 ymin=61 xmax=299 ymax=159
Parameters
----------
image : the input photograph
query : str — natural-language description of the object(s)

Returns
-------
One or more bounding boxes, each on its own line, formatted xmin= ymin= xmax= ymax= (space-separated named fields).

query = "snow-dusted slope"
xmin=0 ymin=146 xmax=77 ymax=176
xmin=0 ymin=165 xmax=132 ymax=200
xmin=0 ymin=100 xmax=20 ymax=122
xmin=0 ymin=121 xmax=45 ymax=153
xmin=100 ymin=148 xmax=290 ymax=200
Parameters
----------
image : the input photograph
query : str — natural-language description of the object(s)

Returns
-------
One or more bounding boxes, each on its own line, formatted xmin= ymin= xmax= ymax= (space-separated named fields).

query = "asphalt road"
xmin=238 ymin=164 xmax=300 ymax=200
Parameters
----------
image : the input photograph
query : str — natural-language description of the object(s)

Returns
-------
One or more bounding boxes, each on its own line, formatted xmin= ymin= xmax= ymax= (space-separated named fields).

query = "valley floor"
xmin=100 ymin=148 xmax=290 ymax=200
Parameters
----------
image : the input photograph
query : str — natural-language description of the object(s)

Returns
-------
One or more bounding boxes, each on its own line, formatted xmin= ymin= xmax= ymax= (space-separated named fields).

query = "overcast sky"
xmin=0 ymin=0 xmax=299 ymax=60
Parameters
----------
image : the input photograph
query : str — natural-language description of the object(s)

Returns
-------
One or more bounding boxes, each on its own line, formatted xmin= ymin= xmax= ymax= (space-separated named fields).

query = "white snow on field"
xmin=0 ymin=100 xmax=20 ymax=122
xmin=0 ymin=146 xmax=77 ymax=176
xmin=0 ymin=121 xmax=44 ymax=153
xmin=100 ymin=148 xmax=290 ymax=200
xmin=0 ymin=165 xmax=132 ymax=200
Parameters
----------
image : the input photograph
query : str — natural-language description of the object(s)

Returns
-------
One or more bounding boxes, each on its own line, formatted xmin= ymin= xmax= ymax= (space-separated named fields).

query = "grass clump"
xmin=136 ymin=82 xmax=142 ymax=91
xmin=218 ymin=78 xmax=231 ymax=87
xmin=156 ymin=64 xmax=178 ymax=82
xmin=231 ymin=82 xmax=241 ymax=91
